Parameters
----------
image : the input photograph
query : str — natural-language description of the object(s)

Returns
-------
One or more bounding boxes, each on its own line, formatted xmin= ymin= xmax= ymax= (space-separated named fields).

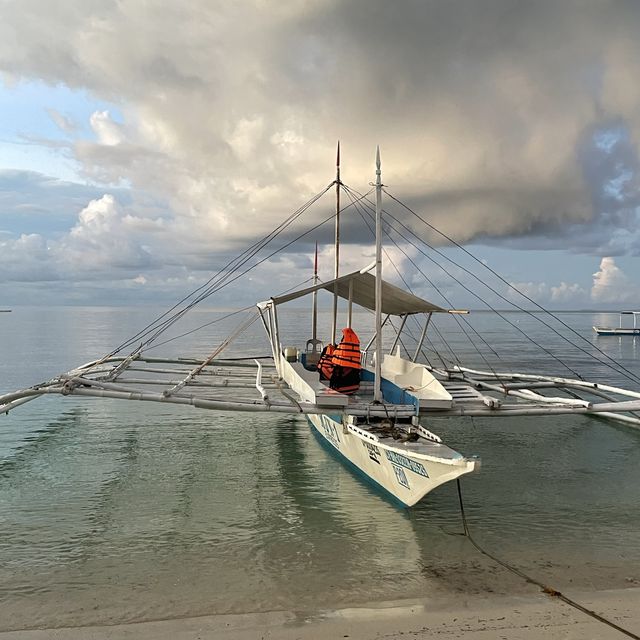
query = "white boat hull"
xmin=594 ymin=326 xmax=640 ymax=336
xmin=307 ymin=413 xmax=478 ymax=507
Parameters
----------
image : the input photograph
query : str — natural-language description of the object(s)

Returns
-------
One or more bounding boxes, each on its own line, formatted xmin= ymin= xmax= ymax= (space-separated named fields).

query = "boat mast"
xmin=374 ymin=146 xmax=383 ymax=403
xmin=331 ymin=141 xmax=341 ymax=344
xmin=312 ymin=242 xmax=318 ymax=344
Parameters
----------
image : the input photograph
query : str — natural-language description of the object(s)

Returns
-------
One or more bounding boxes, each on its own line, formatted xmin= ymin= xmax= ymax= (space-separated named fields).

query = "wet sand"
xmin=1 ymin=587 xmax=638 ymax=640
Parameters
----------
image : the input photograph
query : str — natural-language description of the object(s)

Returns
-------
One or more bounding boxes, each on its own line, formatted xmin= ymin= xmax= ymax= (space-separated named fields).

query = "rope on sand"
xmin=455 ymin=479 xmax=640 ymax=640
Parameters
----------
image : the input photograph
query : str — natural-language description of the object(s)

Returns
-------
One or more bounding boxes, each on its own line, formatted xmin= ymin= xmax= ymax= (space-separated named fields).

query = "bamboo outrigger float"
xmin=3 ymin=149 xmax=640 ymax=506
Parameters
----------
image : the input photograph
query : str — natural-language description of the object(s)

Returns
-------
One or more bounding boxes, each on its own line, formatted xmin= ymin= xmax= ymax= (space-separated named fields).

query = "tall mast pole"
xmin=374 ymin=146 xmax=383 ymax=403
xmin=312 ymin=242 xmax=318 ymax=343
xmin=331 ymin=141 xmax=341 ymax=344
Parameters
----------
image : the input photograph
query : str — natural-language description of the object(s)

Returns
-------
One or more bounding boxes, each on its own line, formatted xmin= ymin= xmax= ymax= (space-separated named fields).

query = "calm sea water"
xmin=1 ymin=306 xmax=639 ymax=630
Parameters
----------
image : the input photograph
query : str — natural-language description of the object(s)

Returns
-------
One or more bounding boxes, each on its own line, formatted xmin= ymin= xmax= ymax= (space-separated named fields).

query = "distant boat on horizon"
xmin=0 ymin=309 xmax=11 ymax=313
xmin=593 ymin=311 xmax=640 ymax=336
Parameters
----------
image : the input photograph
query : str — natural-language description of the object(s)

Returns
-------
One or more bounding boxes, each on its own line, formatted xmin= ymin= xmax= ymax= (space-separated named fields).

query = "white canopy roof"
xmin=269 ymin=270 xmax=446 ymax=316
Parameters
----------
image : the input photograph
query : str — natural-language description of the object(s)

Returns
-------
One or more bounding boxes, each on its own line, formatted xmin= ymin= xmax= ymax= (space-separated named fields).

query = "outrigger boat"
xmin=593 ymin=311 xmax=640 ymax=336
xmin=259 ymin=265 xmax=478 ymax=506
xmin=3 ymin=148 xmax=640 ymax=507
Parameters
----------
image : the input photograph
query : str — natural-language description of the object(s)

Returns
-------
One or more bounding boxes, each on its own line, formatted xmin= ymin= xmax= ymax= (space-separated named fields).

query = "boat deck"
xmin=346 ymin=420 xmax=467 ymax=461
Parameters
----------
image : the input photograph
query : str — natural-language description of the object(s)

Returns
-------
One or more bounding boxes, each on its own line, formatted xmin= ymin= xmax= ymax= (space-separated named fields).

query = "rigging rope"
xmin=89 ymin=172 xmax=640 ymax=393
xmin=347 ymin=182 xmax=640 ymax=387
xmin=347 ymin=185 xmax=504 ymax=368
xmin=383 ymin=212 xmax=586 ymax=381
xmin=346 ymin=184 xmax=589 ymax=382
xmin=105 ymin=181 xmax=337 ymax=358
xmin=383 ymin=189 xmax=640 ymax=388
xmin=454 ymin=480 xmax=640 ymax=640
xmin=133 ymin=183 xmax=337 ymax=351
xmin=343 ymin=184 xmax=506 ymax=385
xmin=144 ymin=305 xmax=257 ymax=352
xmin=144 ymin=275 xmax=318 ymax=352
xmin=92 ymin=185 xmax=375 ymax=372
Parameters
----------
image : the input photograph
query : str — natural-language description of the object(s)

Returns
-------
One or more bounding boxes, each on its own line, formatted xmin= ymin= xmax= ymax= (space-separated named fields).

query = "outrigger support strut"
xmin=3 ymin=358 xmax=640 ymax=429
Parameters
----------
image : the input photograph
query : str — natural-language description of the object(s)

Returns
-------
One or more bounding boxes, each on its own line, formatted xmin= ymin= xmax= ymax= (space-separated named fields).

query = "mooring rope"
xmin=454 ymin=479 xmax=640 ymax=639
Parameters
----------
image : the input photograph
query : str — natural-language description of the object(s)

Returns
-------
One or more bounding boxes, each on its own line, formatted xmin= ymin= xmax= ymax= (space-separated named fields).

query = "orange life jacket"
xmin=332 ymin=327 xmax=361 ymax=369
xmin=329 ymin=365 xmax=360 ymax=394
xmin=328 ymin=328 xmax=361 ymax=394
xmin=317 ymin=344 xmax=336 ymax=380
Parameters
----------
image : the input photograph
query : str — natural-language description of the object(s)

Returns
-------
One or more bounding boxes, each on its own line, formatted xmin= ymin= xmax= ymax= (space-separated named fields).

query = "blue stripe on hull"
xmin=307 ymin=416 xmax=409 ymax=509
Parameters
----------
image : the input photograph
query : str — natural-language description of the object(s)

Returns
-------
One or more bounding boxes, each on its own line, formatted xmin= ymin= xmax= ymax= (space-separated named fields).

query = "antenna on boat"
xmin=374 ymin=146 xmax=383 ymax=403
xmin=331 ymin=140 xmax=341 ymax=344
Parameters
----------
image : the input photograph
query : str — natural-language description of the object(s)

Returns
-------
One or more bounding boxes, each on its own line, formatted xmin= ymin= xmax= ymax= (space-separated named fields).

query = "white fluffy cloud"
xmin=551 ymin=282 xmax=586 ymax=303
xmin=0 ymin=232 xmax=51 ymax=281
xmin=89 ymin=111 xmax=125 ymax=146
xmin=504 ymin=280 xmax=587 ymax=306
xmin=63 ymin=194 xmax=159 ymax=269
xmin=591 ymin=257 xmax=640 ymax=304
xmin=508 ymin=281 xmax=549 ymax=303
xmin=0 ymin=194 xmax=164 ymax=281
xmin=506 ymin=257 xmax=640 ymax=308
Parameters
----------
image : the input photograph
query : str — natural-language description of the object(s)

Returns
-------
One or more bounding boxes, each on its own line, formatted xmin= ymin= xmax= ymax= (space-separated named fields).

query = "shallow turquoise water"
xmin=0 ymin=307 xmax=639 ymax=630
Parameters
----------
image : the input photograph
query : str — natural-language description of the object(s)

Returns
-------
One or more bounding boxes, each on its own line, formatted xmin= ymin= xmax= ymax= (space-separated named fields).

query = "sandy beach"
xmin=1 ymin=587 xmax=638 ymax=640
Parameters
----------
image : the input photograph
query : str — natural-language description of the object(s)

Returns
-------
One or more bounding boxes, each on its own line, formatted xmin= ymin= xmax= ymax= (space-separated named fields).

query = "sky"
xmin=1 ymin=0 xmax=640 ymax=310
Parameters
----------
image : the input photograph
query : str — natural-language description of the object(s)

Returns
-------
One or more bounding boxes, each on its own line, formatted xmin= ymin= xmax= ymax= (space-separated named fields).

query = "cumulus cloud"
xmin=0 ymin=193 xmax=166 ymax=282
xmin=0 ymin=169 xmax=136 ymax=234
xmin=89 ymin=110 xmax=125 ymax=146
xmin=63 ymin=194 xmax=158 ymax=269
xmin=508 ymin=281 xmax=549 ymax=304
xmin=502 ymin=279 xmax=588 ymax=307
xmin=591 ymin=256 xmax=640 ymax=303
xmin=0 ymin=232 xmax=52 ymax=281
xmin=550 ymin=282 xmax=586 ymax=303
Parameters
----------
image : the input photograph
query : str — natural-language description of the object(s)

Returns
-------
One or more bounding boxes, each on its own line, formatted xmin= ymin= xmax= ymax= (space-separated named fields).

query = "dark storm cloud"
xmin=1 ymin=0 xmax=640 ymax=303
